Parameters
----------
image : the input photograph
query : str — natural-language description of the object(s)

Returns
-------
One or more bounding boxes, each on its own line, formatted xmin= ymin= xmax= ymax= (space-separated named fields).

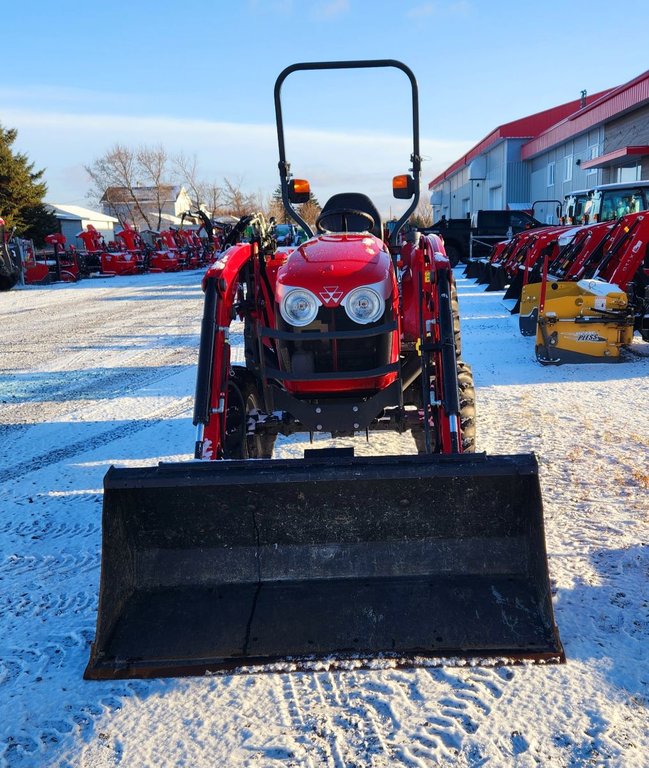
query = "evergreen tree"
xmin=0 ymin=124 xmax=57 ymax=245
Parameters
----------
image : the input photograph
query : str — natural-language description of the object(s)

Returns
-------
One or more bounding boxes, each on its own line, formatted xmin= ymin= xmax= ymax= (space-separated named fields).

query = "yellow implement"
xmin=535 ymin=279 xmax=633 ymax=365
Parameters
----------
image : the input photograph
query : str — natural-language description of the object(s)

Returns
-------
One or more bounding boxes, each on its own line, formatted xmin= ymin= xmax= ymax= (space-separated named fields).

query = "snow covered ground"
xmin=1 ymin=269 xmax=648 ymax=767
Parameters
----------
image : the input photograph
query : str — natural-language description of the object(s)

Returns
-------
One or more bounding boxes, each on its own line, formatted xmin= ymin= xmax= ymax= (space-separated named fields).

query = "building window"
xmin=547 ymin=162 xmax=555 ymax=187
xmin=564 ymin=155 xmax=573 ymax=182
xmin=488 ymin=186 xmax=502 ymax=209
xmin=587 ymin=145 xmax=599 ymax=174
xmin=617 ymin=165 xmax=640 ymax=182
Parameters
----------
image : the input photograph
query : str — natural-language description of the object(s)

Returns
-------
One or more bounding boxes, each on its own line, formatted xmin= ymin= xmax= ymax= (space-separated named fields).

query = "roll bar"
xmin=274 ymin=60 xmax=421 ymax=246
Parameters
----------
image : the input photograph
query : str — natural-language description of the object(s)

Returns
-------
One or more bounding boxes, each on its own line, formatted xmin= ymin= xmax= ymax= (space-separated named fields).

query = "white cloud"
xmin=407 ymin=1 xmax=471 ymax=18
xmin=247 ymin=0 xmax=294 ymax=14
xmin=5 ymin=107 xmax=472 ymax=216
xmin=311 ymin=0 xmax=350 ymax=19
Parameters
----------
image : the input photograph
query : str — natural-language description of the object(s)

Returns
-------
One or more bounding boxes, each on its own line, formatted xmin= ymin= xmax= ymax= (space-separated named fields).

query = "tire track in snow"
xmin=308 ymin=670 xmax=394 ymax=766
xmin=418 ymin=666 xmax=514 ymax=763
xmin=387 ymin=670 xmax=463 ymax=761
xmin=0 ymin=629 xmax=94 ymax=691
xmin=1 ymin=588 xmax=96 ymax=620
xmin=0 ymin=396 xmax=193 ymax=485
xmin=0 ymin=629 xmax=105 ymax=768
xmin=1 ymin=279 xmax=203 ymax=767
xmin=276 ymin=674 xmax=322 ymax=768
xmin=285 ymin=672 xmax=347 ymax=768
xmin=1 ymin=355 xmax=190 ymax=412
xmin=1 ymin=551 xmax=97 ymax=579
xmin=335 ymin=673 xmax=397 ymax=763
xmin=0 ymin=519 xmax=99 ymax=540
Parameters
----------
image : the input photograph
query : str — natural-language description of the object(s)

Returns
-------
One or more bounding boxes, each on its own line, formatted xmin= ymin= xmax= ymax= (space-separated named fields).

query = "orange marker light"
xmin=392 ymin=174 xmax=414 ymax=199
xmin=293 ymin=179 xmax=310 ymax=195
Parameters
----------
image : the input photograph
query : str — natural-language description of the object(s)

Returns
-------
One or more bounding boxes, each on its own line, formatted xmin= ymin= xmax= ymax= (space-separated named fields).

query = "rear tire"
xmin=0 ymin=275 xmax=19 ymax=291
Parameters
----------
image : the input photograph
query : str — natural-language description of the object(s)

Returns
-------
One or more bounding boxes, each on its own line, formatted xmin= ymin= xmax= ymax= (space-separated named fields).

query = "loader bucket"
xmin=476 ymin=260 xmax=492 ymax=284
xmin=485 ymin=264 xmax=508 ymax=291
xmin=85 ymin=452 xmax=564 ymax=679
xmin=464 ymin=259 xmax=482 ymax=279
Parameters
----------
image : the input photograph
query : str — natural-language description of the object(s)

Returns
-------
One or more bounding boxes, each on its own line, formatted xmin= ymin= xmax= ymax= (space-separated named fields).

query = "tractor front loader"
xmin=85 ymin=60 xmax=563 ymax=680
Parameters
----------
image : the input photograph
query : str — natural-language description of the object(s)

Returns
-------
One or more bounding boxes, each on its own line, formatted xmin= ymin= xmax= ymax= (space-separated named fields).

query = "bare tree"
xmin=86 ymin=144 xmax=146 ymax=227
xmin=88 ymin=146 xmax=275 ymax=227
xmin=173 ymin=152 xmax=203 ymax=209
xmin=409 ymin=197 xmax=433 ymax=228
xmin=137 ymin=145 xmax=169 ymax=230
xmin=85 ymin=143 xmax=172 ymax=229
xmin=221 ymin=177 xmax=258 ymax=218
xmin=172 ymin=153 xmax=229 ymax=221
xmin=202 ymin=183 xmax=224 ymax=218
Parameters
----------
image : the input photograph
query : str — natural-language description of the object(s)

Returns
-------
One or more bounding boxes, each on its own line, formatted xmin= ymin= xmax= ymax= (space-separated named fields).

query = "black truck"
xmin=421 ymin=209 xmax=543 ymax=266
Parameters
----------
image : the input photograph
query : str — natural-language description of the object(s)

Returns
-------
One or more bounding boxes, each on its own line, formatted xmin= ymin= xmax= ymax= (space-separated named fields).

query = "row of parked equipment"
xmin=22 ymin=223 xmax=215 ymax=285
xmin=463 ymin=210 xmax=649 ymax=363
xmin=1 ymin=214 xmax=304 ymax=290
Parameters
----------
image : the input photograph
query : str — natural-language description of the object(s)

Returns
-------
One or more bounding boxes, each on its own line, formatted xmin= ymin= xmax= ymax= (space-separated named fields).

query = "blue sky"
xmin=2 ymin=0 xmax=648 ymax=216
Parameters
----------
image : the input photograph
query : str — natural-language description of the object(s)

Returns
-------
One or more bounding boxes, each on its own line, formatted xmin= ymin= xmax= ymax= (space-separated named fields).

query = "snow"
xmin=1 ymin=269 xmax=648 ymax=767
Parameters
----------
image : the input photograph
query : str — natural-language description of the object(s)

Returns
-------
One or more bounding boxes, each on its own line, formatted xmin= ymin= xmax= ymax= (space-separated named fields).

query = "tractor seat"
xmin=319 ymin=193 xmax=382 ymax=239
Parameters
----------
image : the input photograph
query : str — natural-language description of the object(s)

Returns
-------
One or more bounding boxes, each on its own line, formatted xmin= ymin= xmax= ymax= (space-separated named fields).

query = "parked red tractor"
xmin=86 ymin=60 xmax=562 ymax=680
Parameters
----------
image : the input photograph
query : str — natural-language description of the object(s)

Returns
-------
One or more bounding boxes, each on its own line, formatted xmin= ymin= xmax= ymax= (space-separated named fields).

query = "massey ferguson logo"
xmin=319 ymin=286 xmax=344 ymax=305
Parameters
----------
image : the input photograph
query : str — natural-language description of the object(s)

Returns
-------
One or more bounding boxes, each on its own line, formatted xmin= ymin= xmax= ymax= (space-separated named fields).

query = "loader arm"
xmin=401 ymin=233 xmax=462 ymax=453
xmin=194 ymin=241 xmax=272 ymax=459
xmin=598 ymin=212 xmax=649 ymax=286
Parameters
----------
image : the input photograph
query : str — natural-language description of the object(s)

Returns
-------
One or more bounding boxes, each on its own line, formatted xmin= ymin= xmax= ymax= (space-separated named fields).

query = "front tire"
xmin=457 ymin=360 xmax=475 ymax=452
xmin=223 ymin=370 xmax=276 ymax=459
xmin=411 ymin=360 xmax=475 ymax=454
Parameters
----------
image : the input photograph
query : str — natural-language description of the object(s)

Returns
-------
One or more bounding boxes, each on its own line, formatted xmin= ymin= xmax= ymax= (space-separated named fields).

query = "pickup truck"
xmin=421 ymin=210 xmax=543 ymax=266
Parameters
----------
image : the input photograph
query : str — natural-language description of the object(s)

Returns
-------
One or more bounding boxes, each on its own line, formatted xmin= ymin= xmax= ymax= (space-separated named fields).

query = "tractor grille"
xmin=276 ymin=306 xmax=393 ymax=377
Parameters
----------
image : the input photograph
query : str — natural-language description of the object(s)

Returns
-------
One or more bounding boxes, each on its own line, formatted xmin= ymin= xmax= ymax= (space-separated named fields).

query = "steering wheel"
xmin=315 ymin=208 xmax=375 ymax=234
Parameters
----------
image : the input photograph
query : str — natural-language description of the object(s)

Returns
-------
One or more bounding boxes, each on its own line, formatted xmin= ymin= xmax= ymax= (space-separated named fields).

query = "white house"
xmin=46 ymin=204 xmax=119 ymax=247
xmin=100 ymin=185 xmax=193 ymax=230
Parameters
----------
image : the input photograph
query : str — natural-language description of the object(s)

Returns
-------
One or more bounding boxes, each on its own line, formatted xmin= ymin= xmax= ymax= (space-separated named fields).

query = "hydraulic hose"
xmin=193 ymin=277 xmax=218 ymax=457
xmin=436 ymin=270 xmax=461 ymax=453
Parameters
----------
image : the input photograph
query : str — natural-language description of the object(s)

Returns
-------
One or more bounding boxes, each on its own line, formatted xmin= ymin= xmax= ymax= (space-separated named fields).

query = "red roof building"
xmin=428 ymin=69 xmax=649 ymax=224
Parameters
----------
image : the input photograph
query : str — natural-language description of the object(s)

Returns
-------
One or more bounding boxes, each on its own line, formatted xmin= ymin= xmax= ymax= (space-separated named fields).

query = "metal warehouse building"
xmin=429 ymin=69 xmax=649 ymax=225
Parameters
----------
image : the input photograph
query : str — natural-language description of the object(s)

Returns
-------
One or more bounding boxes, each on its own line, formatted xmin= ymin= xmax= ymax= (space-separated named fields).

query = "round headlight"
xmin=344 ymin=286 xmax=383 ymax=324
xmin=280 ymin=288 xmax=319 ymax=327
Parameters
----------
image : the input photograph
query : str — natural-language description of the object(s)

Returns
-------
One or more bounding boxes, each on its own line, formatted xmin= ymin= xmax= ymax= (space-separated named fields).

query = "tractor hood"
xmin=276 ymin=234 xmax=393 ymax=306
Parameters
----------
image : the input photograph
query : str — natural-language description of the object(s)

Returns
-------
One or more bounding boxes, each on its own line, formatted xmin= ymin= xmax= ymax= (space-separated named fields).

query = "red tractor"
xmin=191 ymin=209 xmax=473 ymax=458
xmin=86 ymin=60 xmax=562 ymax=680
